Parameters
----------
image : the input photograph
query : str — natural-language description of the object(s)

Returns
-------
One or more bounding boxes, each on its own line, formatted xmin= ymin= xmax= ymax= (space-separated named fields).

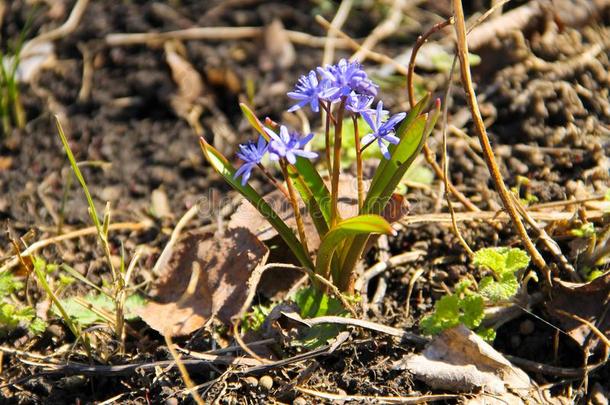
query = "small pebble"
xmin=259 ymin=375 xmax=273 ymax=391
xmin=293 ymin=396 xmax=308 ymax=405
xmin=519 ymin=319 xmax=535 ymax=335
xmin=244 ymin=376 xmax=258 ymax=388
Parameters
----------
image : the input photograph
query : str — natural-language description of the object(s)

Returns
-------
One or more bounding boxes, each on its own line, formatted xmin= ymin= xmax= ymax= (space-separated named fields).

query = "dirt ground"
xmin=1 ymin=0 xmax=609 ymax=403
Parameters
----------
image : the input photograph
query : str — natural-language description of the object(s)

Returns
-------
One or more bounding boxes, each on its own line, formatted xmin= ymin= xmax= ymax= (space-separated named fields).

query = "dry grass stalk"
xmin=452 ymin=0 xmax=548 ymax=281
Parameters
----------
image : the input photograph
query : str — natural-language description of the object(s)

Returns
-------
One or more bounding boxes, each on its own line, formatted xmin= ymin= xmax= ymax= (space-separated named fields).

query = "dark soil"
xmin=1 ymin=1 xmax=609 ymax=403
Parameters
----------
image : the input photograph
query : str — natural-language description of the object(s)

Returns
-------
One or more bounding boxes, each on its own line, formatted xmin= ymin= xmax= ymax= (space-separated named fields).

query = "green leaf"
xmin=366 ymin=96 xmax=432 ymax=211
xmin=504 ymin=248 xmax=530 ymax=273
xmin=479 ymin=273 xmax=519 ymax=302
xmin=58 ymin=293 xmax=146 ymax=326
xmin=0 ymin=272 xmax=23 ymax=297
xmin=476 ymin=326 xmax=497 ymax=342
xmin=435 ymin=294 xmax=460 ymax=319
xmin=473 ymin=249 xmax=506 ymax=273
xmin=28 ymin=318 xmax=47 ymax=335
xmin=293 ymin=286 xmax=346 ymax=348
xmin=473 ymin=247 xmax=530 ymax=275
xmin=200 ymin=139 xmax=313 ymax=269
xmin=420 ymin=295 xmax=460 ymax=335
xmin=294 ymin=286 xmax=345 ymax=319
xmin=288 ymin=162 xmax=330 ymax=235
xmin=315 ymin=215 xmax=393 ymax=280
xmin=459 ymin=295 xmax=484 ymax=329
xmin=239 ymin=103 xmax=267 ymax=138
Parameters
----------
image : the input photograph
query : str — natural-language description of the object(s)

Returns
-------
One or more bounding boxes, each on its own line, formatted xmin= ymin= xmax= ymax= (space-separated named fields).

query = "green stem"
xmin=280 ymin=159 xmax=310 ymax=255
xmin=331 ymin=98 xmax=346 ymax=226
xmin=353 ymin=115 xmax=364 ymax=211
xmin=320 ymin=100 xmax=334 ymax=176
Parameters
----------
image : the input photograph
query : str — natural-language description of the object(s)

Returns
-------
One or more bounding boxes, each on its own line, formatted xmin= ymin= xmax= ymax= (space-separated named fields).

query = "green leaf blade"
xmin=315 ymin=215 xmax=393 ymax=280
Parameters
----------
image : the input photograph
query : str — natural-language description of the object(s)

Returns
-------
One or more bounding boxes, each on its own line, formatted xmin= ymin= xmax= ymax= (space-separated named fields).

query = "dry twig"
xmin=452 ymin=0 xmax=548 ymax=281
xmin=322 ymin=0 xmax=354 ymax=66
xmin=106 ymin=27 xmax=352 ymax=48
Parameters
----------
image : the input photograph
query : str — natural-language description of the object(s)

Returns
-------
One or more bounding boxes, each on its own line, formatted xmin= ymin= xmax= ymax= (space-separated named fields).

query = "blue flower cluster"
xmin=233 ymin=125 xmax=317 ymax=185
xmin=234 ymin=59 xmax=406 ymax=184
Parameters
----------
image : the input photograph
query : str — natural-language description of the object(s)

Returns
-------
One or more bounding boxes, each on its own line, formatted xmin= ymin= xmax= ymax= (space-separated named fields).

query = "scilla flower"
xmin=234 ymin=136 xmax=268 ymax=186
xmin=361 ymin=101 xmax=406 ymax=159
xmin=318 ymin=59 xmax=378 ymax=101
xmin=266 ymin=125 xmax=318 ymax=165
xmin=287 ymin=70 xmax=327 ymax=113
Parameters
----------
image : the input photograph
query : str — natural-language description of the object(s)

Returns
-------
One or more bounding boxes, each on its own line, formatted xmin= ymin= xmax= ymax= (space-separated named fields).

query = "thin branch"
xmin=106 ymin=27 xmax=352 ymax=48
xmin=351 ymin=0 xmax=407 ymax=62
xmin=322 ymin=0 xmax=354 ymax=66
xmin=452 ymin=0 xmax=548 ymax=281
xmin=280 ymin=312 xmax=429 ymax=345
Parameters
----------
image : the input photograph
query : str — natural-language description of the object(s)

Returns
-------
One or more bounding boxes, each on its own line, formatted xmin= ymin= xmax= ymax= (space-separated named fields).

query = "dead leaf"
xmin=394 ymin=325 xmax=544 ymax=404
xmin=164 ymin=41 xmax=204 ymax=132
xmin=545 ymin=273 xmax=610 ymax=350
xmin=260 ymin=19 xmax=295 ymax=71
xmin=138 ymin=227 xmax=269 ymax=336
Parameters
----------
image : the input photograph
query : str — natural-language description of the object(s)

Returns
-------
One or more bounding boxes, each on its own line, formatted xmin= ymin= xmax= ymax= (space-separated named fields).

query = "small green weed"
xmin=0 ymin=271 xmax=46 ymax=336
xmin=420 ymin=247 xmax=531 ymax=341
xmin=58 ymin=293 xmax=145 ymax=326
xmin=294 ymin=286 xmax=348 ymax=348
xmin=242 ymin=304 xmax=272 ymax=333
xmin=0 ymin=15 xmax=31 ymax=135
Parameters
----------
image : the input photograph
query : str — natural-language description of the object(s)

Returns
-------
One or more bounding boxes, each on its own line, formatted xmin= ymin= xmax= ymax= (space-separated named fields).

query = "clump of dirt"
xmin=485 ymin=26 xmax=609 ymax=191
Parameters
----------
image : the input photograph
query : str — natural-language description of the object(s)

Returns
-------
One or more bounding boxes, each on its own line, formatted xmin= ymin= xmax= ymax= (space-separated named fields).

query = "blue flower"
xmin=266 ymin=125 xmax=318 ymax=165
xmin=287 ymin=70 xmax=327 ymax=113
xmin=234 ymin=136 xmax=268 ymax=186
xmin=345 ymin=92 xmax=374 ymax=114
xmin=361 ymin=101 xmax=406 ymax=159
xmin=318 ymin=59 xmax=378 ymax=102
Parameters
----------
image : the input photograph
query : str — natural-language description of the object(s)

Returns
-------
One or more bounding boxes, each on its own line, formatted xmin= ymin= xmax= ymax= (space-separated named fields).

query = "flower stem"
xmin=331 ymin=98 xmax=346 ymax=227
xmin=320 ymin=100 xmax=334 ymax=176
xmin=280 ymin=159 xmax=310 ymax=255
xmin=257 ymin=163 xmax=290 ymax=200
xmin=353 ymin=115 xmax=364 ymax=211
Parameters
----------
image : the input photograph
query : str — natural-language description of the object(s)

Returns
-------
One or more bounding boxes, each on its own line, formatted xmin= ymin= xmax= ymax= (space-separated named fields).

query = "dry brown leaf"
xmin=164 ymin=41 xmax=204 ymax=130
xmin=545 ymin=273 xmax=610 ymax=349
xmin=138 ymin=227 xmax=269 ymax=336
xmin=260 ymin=18 xmax=295 ymax=70
xmin=394 ymin=325 xmax=544 ymax=404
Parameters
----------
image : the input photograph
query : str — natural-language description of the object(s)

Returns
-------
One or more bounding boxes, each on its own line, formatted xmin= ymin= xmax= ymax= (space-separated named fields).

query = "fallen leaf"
xmin=138 ymin=227 xmax=269 ymax=336
xmin=260 ymin=18 xmax=295 ymax=70
xmin=545 ymin=273 xmax=610 ymax=350
xmin=164 ymin=41 xmax=204 ymax=131
xmin=394 ymin=325 xmax=544 ymax=404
